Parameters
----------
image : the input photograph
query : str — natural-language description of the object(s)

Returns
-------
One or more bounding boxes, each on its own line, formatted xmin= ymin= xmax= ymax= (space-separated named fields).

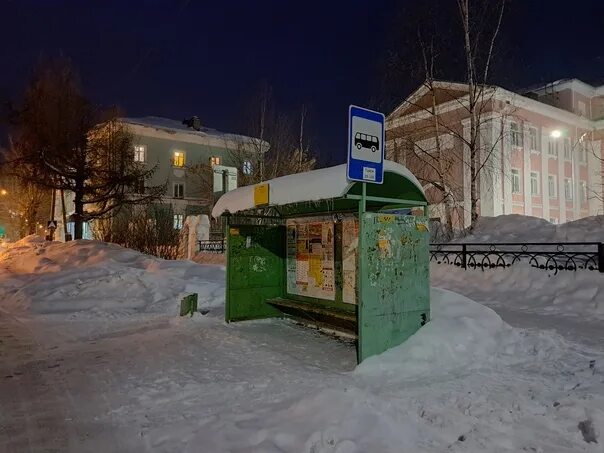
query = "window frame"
xmin=134 ymin=144 xmax=147 ymax=163
xmin=530 ymin=171 xmax=540 ymax=195
xmin=511 ymin=168 xmax=521 ymax=194
xmin=173 ymin=214 xmax=184 ymax=230
xmin=564 ymin=178 xmax=573 ymax=200
xmin=173 ymin=182 xmax=185 ymax=199
xmin=579 ymin=181 xmax=587 ymax=203
xmin=528 ymin=127 xmax=538 ymax=151
xmin=563 ymin=138 xmax=571 ymax=161
xmin=210 ymin=156 xmax=221 ymax=166
xmin=510 ymin=122 xmax=523 ymax=148
xmin=547 ymin=140 xmax=558 ymax=158
xmin=547 ymin=175 xmax=557 ymax=199
xmin=242 ymin=160 xmax=253 ymax=175
xmin=172 ymin=150 xmax=186 ymax=167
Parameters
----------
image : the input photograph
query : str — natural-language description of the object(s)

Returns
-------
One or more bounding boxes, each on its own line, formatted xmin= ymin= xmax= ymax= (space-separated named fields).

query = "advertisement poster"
xmin=286 ymin=216 xmax=335 ymax=300
xmin=342 ymin=217 xmax=358 ymax=304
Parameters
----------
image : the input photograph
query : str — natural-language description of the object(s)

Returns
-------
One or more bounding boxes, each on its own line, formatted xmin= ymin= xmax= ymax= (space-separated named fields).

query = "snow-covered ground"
xmin=1 ymin=228 xmax=603 ymax=452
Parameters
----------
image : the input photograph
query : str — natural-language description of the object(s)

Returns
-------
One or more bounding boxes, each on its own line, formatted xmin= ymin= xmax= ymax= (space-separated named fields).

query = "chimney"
xmin=182 ymin=116 xmax=201 ymax=131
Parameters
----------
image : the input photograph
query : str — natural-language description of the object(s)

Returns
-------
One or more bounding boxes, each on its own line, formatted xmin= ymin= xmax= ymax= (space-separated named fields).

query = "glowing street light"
xmin=550 ymin=130 xmax=562 ymax=139
xmin=0 ymin=189 xmax=7 ymax=196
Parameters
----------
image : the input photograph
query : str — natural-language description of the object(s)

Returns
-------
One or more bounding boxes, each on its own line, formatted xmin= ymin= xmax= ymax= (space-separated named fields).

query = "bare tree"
xmin=387 ymin=0 xmax=507 ymax=231
xmin=229 ymin=85 xmax=316 ymax=187
xmin=7 ymin=60 xmax=164 ymax=239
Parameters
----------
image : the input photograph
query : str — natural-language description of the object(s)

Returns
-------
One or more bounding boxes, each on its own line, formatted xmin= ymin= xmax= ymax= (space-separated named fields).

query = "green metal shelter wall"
xmin=226 ymin=224 xmax=284 ymax=322
xmin=358 ymin=213 xmax=430 ymax=362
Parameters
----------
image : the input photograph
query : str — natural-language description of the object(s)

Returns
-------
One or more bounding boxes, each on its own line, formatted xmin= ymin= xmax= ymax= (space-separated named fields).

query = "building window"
xmin=547 ymin=140 xmax=558 ymax=158
xmin=530 ymin=172 xmax=540 ymax=195
xmin=242 ymin=160 xmax=253 ymax=175
xmin=510 ymin=122 xmax=523 ymax=147
xmin=511 ymin=169 xmax=521 ymax=194
xmin=580 ymin=181 xmax=587 ymax=203
xmin=172 ymin=151 xmax=185 ymax=167
xmin=549 ymin=218 xmax=558 ymax=224
xmin=563 ymin=138 xmax=571 ymax=161
xmin=173 ymin=183 xmax=184 ymax=199
xmin=548 ymin=175 xmax=557 ymax=199
xmin=134 ymin=178 xmax=145 ymax=194
xmin=528 ymin=127 xmax=538 ymax=151
xmin=134 ymin=145 xmax=146 ymax=162
xmin=577 ymin=100 xmax=587 ymax=117
xmin=564 ymin=178 xmax=573 ymax=200
xmin=578 ymin=143 xmax=587 ymax=164
xmin=210 ymin=156 xmax=221 ymax=166
xmin=173 ymin=214 xmax=184 ymax=230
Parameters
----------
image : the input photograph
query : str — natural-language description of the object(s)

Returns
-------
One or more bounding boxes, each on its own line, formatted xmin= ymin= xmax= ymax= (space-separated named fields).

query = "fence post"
xmin=598 ymin=243 xmax=604 ymax=273
xmin=462 ymin=244 xmax=467 ymax=269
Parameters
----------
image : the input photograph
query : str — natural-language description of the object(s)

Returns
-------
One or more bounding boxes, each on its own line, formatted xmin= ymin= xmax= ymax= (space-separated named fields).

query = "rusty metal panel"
xmin=358 ymin=213 xmax=430 ymax=362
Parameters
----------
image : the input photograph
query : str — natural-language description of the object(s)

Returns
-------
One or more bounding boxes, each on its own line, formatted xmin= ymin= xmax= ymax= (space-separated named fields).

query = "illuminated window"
xmin=210 ymin=156 xmax=221 ymax=166
xmin=173 ymin=214 xmax=184 ymax=230
xmin=134 ymin=145 xmax=146 ymax=162
xmin=173 ymin=183 xmax=184 ymax=199
xmin=242 ymin=160 xmax=252 ymax=175
xmin=172 ymin=151 xmax=185 ymax=167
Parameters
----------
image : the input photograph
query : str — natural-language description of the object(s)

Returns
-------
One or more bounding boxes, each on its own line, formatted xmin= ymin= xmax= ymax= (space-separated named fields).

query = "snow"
xmin=211 ymin=160 xmax=426 ymax=218
xmin=1 ymin=233 xmax=603 ymax=452
xmin=121 ymin=116 xmax=258 ymax=144
xmin=0 ymin=235 xmax=225 ymax=316
xmin=458 ymin=214 xmax=604 ymax=243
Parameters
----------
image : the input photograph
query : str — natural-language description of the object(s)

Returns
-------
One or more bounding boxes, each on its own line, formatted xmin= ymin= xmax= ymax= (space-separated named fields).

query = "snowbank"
xmin=355 ymin=288 xmax=567 ymax=379
xmin=459 ymin=214 xmax=604 ymax=243
xmin=0 ymin=236 xmax=225 ymax=317
xmin=432 ymin=263 xmax=604 ymax=321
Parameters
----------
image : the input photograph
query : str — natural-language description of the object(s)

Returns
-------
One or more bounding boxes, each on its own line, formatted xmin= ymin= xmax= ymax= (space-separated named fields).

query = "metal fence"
xmin=196 ymin=239 xmax=603 ymax=273
xmin=197 ymin=240 xmax=226 ymax=254
xmin=430 ymin=242 xmax=604 ymax=274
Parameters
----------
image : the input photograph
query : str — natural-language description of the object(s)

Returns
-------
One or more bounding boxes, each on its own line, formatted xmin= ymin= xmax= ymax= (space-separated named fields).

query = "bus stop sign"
xmin=347 ymin=105 xmax=385 ymax=184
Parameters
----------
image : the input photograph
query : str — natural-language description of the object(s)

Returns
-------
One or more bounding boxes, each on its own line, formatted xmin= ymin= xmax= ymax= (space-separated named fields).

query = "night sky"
xmin=1 ymin=0 xmax=603 ymax=165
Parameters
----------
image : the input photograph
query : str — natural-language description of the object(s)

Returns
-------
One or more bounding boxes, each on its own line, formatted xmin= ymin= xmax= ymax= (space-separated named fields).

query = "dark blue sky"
xmin=1 ymin=0 xmax=603 ymax=164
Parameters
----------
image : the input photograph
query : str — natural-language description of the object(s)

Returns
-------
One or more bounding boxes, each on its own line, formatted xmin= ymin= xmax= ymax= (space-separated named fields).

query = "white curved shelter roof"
xmin=212 ymin=160 xmax=424 ymax=218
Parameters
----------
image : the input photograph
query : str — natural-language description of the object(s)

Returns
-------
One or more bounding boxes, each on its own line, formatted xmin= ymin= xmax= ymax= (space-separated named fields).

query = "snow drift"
xmin=458 ymin=214 xmax=604 ymax=243
xmin=0 ymin=236 xmax=225 ymax=316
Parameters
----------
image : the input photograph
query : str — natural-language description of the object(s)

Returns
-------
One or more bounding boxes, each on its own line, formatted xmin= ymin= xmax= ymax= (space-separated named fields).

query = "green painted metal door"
xmin=358 ymin=213 xmax=430 ymax=362
xmin=226 ymin=224 xmax=284 ymax=322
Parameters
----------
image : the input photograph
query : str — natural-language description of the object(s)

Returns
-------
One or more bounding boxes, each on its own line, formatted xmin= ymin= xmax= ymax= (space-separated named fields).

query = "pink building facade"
xmin=386 ymin=79 xmax=604 ymax=228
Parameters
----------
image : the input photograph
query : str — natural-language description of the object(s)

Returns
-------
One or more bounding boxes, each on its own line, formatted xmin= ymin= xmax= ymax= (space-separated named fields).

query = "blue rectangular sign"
xmin=347 ymin=105 xmax=385 ymax=184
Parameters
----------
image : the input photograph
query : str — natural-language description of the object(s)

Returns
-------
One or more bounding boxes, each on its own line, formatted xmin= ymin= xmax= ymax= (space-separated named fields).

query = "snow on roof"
xmin=212 ymin=160 xmax=425 ymax=218
xmin=121 ymin=116 xmax=264 ymax=148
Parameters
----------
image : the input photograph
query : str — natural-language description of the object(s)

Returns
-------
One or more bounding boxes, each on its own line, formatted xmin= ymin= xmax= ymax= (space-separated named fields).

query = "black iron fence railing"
xmin=197 ymin=240 xmax=226 ymax=254
xmin=430 ymin=242 xmax=604 ymax=274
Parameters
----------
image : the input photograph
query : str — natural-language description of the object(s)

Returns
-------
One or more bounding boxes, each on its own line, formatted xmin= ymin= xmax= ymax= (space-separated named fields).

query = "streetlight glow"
xmin=0 ymin=189 xmax=7 ymax=196
xmin=550 ymin=130 xmax=562 ymax=139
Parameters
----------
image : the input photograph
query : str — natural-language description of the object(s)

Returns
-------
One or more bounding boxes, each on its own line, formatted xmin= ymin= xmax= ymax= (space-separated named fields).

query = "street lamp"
xmin=550 ymin=130 xmax=562 ymax=139
xmin=0 ymin=189 xmax=7 ymax=196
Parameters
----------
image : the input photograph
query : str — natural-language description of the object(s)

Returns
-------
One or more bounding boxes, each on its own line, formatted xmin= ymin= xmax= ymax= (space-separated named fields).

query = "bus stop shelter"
xmin=212 ymin=160 xmax=430 ymax=363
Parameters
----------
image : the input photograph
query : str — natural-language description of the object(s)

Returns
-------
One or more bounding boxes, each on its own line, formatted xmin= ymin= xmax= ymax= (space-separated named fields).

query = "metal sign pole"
xmin=357 ymin=181 xmax=366 ymax=362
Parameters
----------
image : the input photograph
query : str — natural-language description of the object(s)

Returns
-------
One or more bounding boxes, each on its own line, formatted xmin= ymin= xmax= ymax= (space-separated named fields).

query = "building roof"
xmin=120 ymin=116 xmax=268 ymax=151
xmin=212 ymin=160 xmax=426 ymax=218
